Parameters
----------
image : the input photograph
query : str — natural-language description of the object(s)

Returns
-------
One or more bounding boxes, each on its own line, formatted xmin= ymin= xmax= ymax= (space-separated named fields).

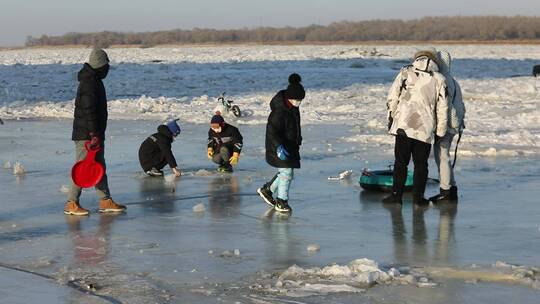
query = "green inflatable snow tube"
xmin=359 ymin=169 xmax=413 ymax=192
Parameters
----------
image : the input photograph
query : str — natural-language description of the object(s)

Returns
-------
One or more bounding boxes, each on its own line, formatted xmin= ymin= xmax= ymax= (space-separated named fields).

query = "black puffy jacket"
xmin=207 ymin=123 xmax=243 ymax=154
xmin=138 ymin=125 xmax=178 ymax=171
xmin=265 ymin=90 xmax=302 ymax=168
xmin=71 ymin=63 xmax=108 ymax=141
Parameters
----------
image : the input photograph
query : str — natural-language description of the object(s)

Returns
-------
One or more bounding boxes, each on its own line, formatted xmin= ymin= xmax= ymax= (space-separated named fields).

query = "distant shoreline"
xmin=2 ymin=40 xmax=540 ymax=50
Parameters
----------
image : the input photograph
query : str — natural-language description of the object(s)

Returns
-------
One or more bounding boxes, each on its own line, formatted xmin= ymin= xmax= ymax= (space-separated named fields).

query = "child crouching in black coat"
xmin=139 ymin=119 xmax=182 ymax=177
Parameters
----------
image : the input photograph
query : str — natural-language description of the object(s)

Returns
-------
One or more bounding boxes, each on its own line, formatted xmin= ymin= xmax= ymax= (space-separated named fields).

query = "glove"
xmin=172 ymin=167 xmax=182 ymax=177
xmin=229 ymin=152 xmax=240 ymax=166
xmin=277 ymin=145 xmax=289 ymax=161
xmin=207 ymin=147 xmax=214 ymax=159
xmin=89 ymin=133 xmax=101 ymax=149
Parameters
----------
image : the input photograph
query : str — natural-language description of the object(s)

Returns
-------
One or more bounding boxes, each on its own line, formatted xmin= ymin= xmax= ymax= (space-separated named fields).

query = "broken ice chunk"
xmin=3 ymin=161 xmax=12 ymax=169
xmin=328 ymin=170 xmax=352 ymax=180
xmin=193 ymin=203 xmax=206 ymax=213
xmin=307 ymin=244 xmax=321 ymax=253
xmin=13 ymin=162 xmax=25 ymax=175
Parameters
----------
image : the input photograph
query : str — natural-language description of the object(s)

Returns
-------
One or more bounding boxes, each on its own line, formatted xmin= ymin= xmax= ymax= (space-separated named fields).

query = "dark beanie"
xmin=285 ymin=73 xmax=305 ymax=100
xmin=210 ymin=114 xmax=225 ymax=125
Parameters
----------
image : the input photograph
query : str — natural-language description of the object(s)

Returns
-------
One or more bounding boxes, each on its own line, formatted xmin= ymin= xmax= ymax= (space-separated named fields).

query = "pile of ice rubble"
xmin=249 ymin=258 xmax=435 ymax=297
xmin=242 ymin=259 xmax=540 ymax=298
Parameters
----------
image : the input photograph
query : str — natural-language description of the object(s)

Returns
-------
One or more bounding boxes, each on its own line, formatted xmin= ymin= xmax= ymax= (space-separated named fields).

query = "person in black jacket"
xmin=139 ymin=120 xmax=182 ymax=177
xmin=65 ymin=48 xmax=126 ymax=216
xmin=257 ymin=73 xmax=305 ymax=213
xmin=207 ymin=114 xmax=243 ymax=172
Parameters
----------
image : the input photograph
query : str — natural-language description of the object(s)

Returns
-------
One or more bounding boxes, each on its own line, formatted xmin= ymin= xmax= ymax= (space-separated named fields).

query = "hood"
xmin=78 ymin=63 xmax=97 ymax=82
xmin=436 ymin=50 xmax=452 ymax=75
xmin=412 ymin=56 xmax=439 ymax=73
xmin=157 ymin=125 xmax=173 ymax=139
xmin=78 ymin=63 xmax=108 ymax=82
xmin=270 ymin=90 xmax=290 ymax=112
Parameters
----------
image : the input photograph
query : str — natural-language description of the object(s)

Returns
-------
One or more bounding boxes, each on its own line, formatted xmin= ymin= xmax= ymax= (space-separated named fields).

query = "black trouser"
xmin=141 ymin=156 xmax=167 ymax=172
xmin=392 ymin=135 xmax=431 ymax=199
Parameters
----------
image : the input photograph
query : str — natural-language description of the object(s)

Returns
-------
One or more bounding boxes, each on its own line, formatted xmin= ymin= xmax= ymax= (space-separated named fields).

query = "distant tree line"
xmin=25 ymin=16 xmax=540 ymax=47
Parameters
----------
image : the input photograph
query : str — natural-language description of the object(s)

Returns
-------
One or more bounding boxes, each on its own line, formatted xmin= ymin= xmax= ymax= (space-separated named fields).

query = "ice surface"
xmin=1 ymin=67 xmax=540 ymax=302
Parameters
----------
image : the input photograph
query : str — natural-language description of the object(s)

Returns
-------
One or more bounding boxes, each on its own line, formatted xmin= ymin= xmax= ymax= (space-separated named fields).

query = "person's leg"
xmin=219 ymin=146 xmax=231 ymax=165
xmin=411 ymin=139 xmax=431 ymax=201
xmin=392 ymin=135 xmax=412 ymax=198
xmin=212 ymin=151 xmax=223 ymax=165
xmin=275 ymin=168 xmax=294 ymax=201
xmin=438 ymin=134 xmax=455 ymax=190
xmin=96 ymin=143 xmax=126 ymax=212
xmin=94 ymin=143 xmax=111 ymax=200
xmin=270 ymin=170 xmax=280 ymax=197
xmin=67 ymin=141 xmax=86 ymax=202
xmin=156 ymin=156 xmax=168 ymax=171
xmin=65 ymin=141 xmax=90 ymax=215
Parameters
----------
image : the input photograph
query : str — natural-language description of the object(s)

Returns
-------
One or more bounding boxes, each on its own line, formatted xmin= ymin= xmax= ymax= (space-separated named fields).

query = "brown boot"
xmin=64 ymin=201 xmax=89 ymax=216
xmin=99 ymin=198 xmax=126 ymax=213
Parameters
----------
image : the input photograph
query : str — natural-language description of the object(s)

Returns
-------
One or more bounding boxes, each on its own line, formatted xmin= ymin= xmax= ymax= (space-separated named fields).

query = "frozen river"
xmin=1 ymin=120 xmax=539 ymax=303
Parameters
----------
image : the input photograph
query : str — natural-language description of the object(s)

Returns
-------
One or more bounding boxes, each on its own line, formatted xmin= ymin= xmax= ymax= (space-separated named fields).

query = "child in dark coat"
xmin=257 ymin=74 xmax=305 ymax=213
xmin=207 ymin=114 xmax=243 ymax=172
xmin=139 ymin=120 xmax=182 ymax=177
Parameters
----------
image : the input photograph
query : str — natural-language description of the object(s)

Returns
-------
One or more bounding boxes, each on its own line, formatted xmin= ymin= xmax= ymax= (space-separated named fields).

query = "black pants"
xmin=141 ymin=156 xmax=167 ymax=172
xmin=392 ymin=135 xmax=431 ymax=198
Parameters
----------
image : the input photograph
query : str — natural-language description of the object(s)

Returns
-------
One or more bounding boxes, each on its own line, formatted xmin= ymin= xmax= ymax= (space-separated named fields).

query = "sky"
xmin=0 ymin=0 xmax=538 ymax=46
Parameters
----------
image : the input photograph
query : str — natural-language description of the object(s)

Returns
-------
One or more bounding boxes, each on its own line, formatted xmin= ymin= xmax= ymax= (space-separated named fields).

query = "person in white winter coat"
xmin=429 ymin=50 xmax=466 ymax=202
xmin=383 ymin=48 xmax=449 ymax=205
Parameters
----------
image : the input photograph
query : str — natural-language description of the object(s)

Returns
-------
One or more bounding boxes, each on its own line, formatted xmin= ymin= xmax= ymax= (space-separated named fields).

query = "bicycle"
xmin=217 ymin=92 xmax=241 ymax=118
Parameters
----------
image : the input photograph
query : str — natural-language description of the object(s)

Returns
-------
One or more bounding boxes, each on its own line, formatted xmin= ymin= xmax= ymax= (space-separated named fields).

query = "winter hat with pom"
xmin=166 ymin=119 xmax=181 ymax=137
xmin=210 ymin=114 xmax=225 ymax=126
xmin=88 ymin=48 xmax=110 ymax=69
xmin=285 ymin=73 xmax=305 ymax=100
xmin=436 ymin=50 xmax=452 ymax=75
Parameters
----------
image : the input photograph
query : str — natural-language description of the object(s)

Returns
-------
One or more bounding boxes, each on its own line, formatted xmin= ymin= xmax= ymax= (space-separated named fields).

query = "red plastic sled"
xmin=71 ymin=141 xmax=105 ymax=188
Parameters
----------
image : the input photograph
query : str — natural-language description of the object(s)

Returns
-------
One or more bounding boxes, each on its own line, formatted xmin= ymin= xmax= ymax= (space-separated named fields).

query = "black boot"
xmin=450 ymin=186 xmax=458 ymax=200
xmin=257 ymin=183 xmax=275 ymax=207
xmin=382 ymin=192 xmax=403 ymax=204
xmin=429 ymin=188 xmax=453 ymax=203
xmin=274 ymin=198 xmax=292 ymax=213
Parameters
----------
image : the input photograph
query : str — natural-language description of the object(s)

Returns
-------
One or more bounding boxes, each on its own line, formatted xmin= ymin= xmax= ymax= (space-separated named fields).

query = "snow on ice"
xmin=0 ymin=44 xmax=539 ymax=156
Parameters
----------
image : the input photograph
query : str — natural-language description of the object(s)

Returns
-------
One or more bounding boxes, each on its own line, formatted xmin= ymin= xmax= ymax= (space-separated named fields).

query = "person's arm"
xmin=77 ymin=82 xmax=99 ymax=137
xmin=207 ymin=129 xmax=214 ymax=158
xmin=232 ymin=128 xmax=243 ymax=154
xmin=386 ymin=69 xmax=405 ymax=129
xmin=157 ymin=140 xmax=178 ymax=169
xmin=267 ymin=111 xmax=284 ymax=150
xmin=453 ymin=81 xmax=466 ymax=129
xmin=435 ymin=80 xmax=449 ymax=138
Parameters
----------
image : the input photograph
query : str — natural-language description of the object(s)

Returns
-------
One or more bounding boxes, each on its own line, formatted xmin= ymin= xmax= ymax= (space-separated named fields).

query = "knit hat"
xmin=88 ymin=48 xmax=110 ymax=69
xmin=436 ymin=50 xmax=452 ymax=75
xmin=166 ymin=119 xmax=181 ymax=137
xmin=210 ymin=114 xmax=225 ymax=126
xmin=285 ymin=73 xmax=305 ymax=100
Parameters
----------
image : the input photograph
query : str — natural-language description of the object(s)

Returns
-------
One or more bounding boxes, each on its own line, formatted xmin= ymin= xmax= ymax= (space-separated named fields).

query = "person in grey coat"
xmin=429 ymin=50 xmax=466 ymax=202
